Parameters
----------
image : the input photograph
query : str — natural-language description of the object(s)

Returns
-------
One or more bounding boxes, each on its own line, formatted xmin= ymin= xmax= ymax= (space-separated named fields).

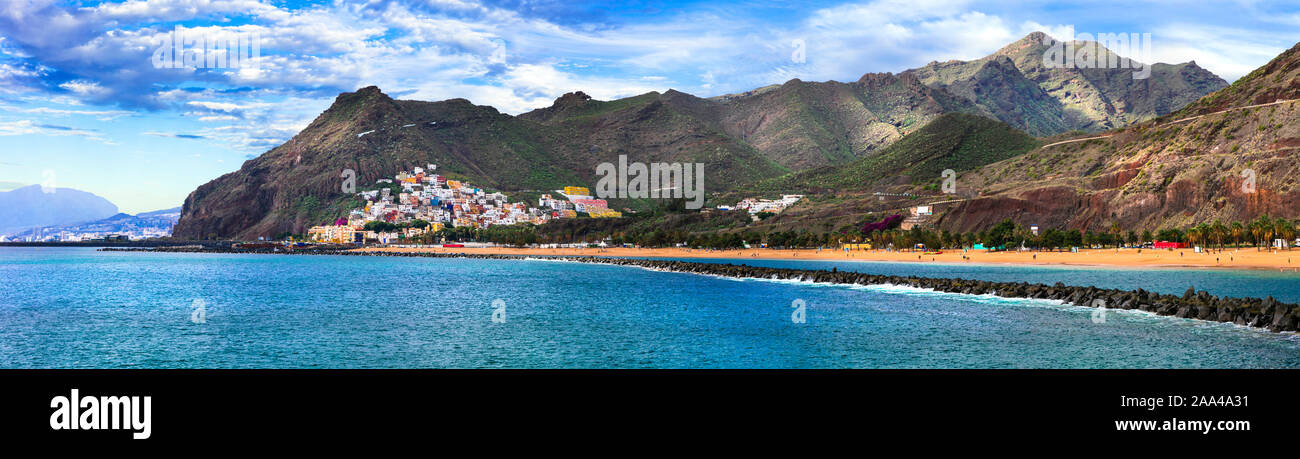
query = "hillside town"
xmin=308 ymin=165 xmax=621 ymax=244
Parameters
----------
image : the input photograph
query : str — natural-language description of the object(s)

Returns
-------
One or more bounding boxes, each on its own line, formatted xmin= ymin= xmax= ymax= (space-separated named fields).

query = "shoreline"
xmin=101 ymin=246 xmax=1300 ymax=333
xmin=350 ymin=246 xmax=1300 ymax=272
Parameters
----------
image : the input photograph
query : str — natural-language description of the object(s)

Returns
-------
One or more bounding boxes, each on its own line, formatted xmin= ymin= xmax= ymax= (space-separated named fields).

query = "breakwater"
xmin=102 ymin=246 xmax=1300 ymax=333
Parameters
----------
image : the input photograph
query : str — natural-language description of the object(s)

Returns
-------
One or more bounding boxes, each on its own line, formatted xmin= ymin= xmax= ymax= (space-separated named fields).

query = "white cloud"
xmin=0 ymin=119 xmax=109 ymax=143
xmin=1150 ymin=23 xmax=1294 ymax=81
xmin=58 ymin=79 xmax=106 ymax=96
xmin=19 ymin=106 xmax=132 ymax=120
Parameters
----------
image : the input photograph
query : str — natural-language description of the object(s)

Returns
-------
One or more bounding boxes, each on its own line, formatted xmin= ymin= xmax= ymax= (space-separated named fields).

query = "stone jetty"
xmin=101 ymin=246 xmax=1300 ymax=333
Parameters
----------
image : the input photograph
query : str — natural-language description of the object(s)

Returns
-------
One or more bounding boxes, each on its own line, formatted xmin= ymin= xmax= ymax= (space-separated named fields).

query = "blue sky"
xmin=1 ymin=0 xmax=1298 ymax=213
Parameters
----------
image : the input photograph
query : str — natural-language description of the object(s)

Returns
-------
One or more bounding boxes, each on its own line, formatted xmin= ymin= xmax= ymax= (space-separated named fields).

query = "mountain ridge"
xmin=905 ymin=32 xmax=1229 ymax=135
xmin=172 ymin=32 xmax=1231 ymax=239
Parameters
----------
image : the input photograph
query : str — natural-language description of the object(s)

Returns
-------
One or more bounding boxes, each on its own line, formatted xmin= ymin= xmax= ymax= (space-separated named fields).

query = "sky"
xmin=1 ymin=0 xmax=1298 ymax=213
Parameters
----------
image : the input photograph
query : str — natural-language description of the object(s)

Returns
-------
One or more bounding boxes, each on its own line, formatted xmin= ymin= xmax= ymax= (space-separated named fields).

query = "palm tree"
xmin=1250 ymin=220 xmax=1265 ymax=250
xmin=1263 ymin=218 xmax=1277 ymax=249
xmin=1209 ymin=220 xmax=1227 ymax=251
xmin=1186 ymin=226 xmax=1202 ymax=248
xmin=1276 ymin=217 xmax=1294 ymax=250
xmin=1230 ymin=221 xmax=1245 ymax=248
xmin=1200 ymin=223 xmax=1213 ymax=248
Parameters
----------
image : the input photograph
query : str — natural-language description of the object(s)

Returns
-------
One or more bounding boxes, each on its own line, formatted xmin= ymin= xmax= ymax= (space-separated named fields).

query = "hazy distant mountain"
xmin=0 ymin=185 xmax=118 ymax=235
xmin=135 ymin=207 xmax=182 ymax=218
xmin=7 ymin=206 xmax=180 ymax=239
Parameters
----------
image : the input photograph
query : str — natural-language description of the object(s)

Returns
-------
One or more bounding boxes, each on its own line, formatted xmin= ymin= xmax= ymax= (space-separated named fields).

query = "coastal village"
xmin=307 ymin=165 xmax=625 ymax=244
xmin=306 ymin=164 xmax=803 ymax=245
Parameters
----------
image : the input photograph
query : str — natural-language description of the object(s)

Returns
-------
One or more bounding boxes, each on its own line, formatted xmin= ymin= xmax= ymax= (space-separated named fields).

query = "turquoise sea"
xmin=1 ymin=247 xmax=1298 ymax=368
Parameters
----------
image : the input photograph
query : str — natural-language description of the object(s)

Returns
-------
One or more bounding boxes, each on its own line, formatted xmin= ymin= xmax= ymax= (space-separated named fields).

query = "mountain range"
xmin=173 ymin=32 xmax=1236 ymax=240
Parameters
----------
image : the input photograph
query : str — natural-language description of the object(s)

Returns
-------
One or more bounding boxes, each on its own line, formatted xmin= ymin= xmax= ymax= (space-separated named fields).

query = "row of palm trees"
xmin=1182 ymin=215 xmax=1298 ymax=250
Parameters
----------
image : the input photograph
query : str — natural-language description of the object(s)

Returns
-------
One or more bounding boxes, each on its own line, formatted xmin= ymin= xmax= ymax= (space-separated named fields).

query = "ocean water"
xmin=1 ymin=247 xmax=1297 ymax=368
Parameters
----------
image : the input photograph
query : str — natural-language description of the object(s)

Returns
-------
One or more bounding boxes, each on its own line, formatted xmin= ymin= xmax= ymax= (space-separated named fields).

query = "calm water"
xmin=1 ymin=247 xmax=1297 ymax=368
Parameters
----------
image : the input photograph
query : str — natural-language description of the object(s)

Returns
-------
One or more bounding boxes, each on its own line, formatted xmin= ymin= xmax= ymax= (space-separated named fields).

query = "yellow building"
xmin=308 ymin=225 xmax=373 ymax=244
xmin=587 ymin=208 xmax=622 ymax=218
xmin=563 ymin=186 xmax=590 ymax=196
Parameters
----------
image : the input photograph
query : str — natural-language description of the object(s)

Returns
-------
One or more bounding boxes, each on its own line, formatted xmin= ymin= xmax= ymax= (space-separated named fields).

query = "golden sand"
xmin=353 ymin=246 xmax=1300 ymax=271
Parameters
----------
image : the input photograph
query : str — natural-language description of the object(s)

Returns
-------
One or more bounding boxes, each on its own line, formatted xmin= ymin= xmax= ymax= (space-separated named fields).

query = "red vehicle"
xmin=442 ymin=244 xmax=465 ymax=248
xmin=1153 ymin=241 xmax=1185 ymax=249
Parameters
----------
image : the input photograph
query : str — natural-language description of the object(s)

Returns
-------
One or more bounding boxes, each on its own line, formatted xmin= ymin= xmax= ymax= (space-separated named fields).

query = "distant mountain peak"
xmin=906 ymin=31 xmax=1227 ymax=135
xmin=1021 ymin=30 xmax=1050 ymax=43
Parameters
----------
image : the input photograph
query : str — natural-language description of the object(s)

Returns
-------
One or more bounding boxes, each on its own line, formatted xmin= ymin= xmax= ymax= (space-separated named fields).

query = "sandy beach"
xmin=354 ymin=246 xmax=1300 ymax=271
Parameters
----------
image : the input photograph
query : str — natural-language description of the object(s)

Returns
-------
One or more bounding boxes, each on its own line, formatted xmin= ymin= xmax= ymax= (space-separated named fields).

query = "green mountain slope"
xmin=759 ymin=113 xmax=1040 ymax=192
xmin=713 ymin=73 xmax=985 ymax=170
